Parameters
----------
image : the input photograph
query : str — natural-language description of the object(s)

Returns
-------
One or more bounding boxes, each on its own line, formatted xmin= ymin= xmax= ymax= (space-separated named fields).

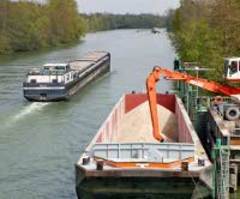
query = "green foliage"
xmin=0 ymin=0 xmax=85 ymax=54
xmin=169 ymin=0 xmax=240 ymax=81
xmin=82 ymin=13 xmax=167 ymax=32
xmin=0 ymin=34 xmax=11 ymax=54
xmin=0 ymin=1 xmax=168 ymax=54
xmin=48 ymin=0 xmax=83 ymax=44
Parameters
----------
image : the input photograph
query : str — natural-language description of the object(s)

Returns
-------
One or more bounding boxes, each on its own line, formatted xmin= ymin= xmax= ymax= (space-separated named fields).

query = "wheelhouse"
xmin=224 ymin=57 xmax=240 ymax=81
xmin=26 ymin=63 xmax=71 ymax=84
xmin=42 ymin=63 xmax=70 ymax=75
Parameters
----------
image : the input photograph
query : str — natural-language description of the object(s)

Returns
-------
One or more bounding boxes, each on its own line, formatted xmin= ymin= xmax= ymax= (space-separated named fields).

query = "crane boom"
xmin=146 ymin=66 xmax=240 ymax=142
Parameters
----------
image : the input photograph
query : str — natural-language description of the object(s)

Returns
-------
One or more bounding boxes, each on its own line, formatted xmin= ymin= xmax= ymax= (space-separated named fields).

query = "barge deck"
xmin=75 ymin=93 xmax=212 ymax=198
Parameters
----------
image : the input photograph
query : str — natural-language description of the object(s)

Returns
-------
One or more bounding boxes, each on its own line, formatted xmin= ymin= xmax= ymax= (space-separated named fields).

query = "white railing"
xmin=91 ymin=142 xmax=195 ymax=162
xmin=85 ymin=95 xmax=126 ymax=153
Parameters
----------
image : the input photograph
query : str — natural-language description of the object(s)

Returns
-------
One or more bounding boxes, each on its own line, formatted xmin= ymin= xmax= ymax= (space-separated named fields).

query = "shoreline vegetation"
xmin=0 ymin=0 xmax=167 ymax=55
xmin=82 ymin=13 xmax=167 ymax=32
xmin=0 ymin=0 xmax=85 ymax=54
xmin=169 ymin=0 xmax=240 ymax=82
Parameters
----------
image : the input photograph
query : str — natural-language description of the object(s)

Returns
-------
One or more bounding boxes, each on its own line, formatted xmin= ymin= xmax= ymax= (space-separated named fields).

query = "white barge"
xmin=23 ymin=51 xmax=110 ymax=101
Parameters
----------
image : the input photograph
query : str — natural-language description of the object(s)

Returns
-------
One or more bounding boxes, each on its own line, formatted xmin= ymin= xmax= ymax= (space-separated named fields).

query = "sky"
xmin=77 ymin=0 xmax=180 ymax=15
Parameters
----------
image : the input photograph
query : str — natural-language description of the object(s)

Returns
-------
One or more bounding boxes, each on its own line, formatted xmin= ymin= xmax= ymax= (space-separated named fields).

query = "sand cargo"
xmin=75 ymin=93 xmax=212 ymax=198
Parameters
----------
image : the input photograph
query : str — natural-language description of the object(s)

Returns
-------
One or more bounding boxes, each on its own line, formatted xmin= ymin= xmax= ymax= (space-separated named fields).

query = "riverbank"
xmin=169 ymin=1 xmax=240 ymax=196
xmin=82 ymin=13 xmax=167 ymax=32
xmin=0 ymin=1 xmax=169 ymax=55
xmin=169 ymin=0 xmax=240 ymax=82
xmin=0 ymin=0 xmax=85 ymax=54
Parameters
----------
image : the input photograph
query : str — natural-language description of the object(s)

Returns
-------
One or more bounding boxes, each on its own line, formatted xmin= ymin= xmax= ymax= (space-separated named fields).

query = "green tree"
xmin=0 ymin=0 xmax=11 ymax=53
xmin=48 ymin=0 xmax=84 ymax=44
xmin=170 ymin=0 xmax=234 ymax=81
xmin=0 ymin=0 xmax=85 ymax=54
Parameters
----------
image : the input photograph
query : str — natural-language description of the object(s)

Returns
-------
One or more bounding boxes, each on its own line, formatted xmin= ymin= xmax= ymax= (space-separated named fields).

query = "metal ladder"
xmin=215 ymin=143 xmax=230 ymax=199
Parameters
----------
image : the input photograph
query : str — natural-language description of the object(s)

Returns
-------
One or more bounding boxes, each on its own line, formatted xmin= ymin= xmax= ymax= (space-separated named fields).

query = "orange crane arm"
xmin=146 ymin=66 xmax=240 ymax=142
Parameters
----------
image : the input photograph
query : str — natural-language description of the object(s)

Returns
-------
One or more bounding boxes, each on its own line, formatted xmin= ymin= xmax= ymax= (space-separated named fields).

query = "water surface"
xmin=0 ymin=29 xmax=176 ymax=198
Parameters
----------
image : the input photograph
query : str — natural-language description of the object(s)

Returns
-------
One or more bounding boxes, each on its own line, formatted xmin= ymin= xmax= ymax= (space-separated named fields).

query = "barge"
xmin=75 ymin=93 xmax=212 ymax=198
xmin=23 ymin=51 xmax=110 ymax=101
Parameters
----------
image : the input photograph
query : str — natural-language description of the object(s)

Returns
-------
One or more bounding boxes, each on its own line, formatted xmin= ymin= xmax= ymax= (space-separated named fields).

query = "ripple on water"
xmin=13 ymin=102 xmax=50 ymax=121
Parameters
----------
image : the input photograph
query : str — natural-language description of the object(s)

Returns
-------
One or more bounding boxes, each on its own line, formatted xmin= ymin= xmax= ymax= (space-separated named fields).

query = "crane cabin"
xmin=224 ymin=57 xmax=240 ymax=82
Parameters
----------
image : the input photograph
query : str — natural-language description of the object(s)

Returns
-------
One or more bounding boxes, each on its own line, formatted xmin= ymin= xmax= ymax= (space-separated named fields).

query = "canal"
xmin=0 ymin=29 xmax=176 ymax=198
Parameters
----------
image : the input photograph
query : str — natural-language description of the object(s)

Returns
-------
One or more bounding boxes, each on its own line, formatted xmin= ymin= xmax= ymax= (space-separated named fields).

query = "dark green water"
xmin=0 ymin=29 xmax=176 ymax=198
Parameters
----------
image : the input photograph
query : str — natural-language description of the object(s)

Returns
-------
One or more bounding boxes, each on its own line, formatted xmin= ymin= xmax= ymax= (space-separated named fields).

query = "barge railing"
xmin=90 ymin=142 xmax=195 ymax=162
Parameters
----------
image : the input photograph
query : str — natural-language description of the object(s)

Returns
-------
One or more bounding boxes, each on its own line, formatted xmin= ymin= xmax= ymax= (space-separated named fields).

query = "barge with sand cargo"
xmin=75 ymin=93 xmax=212 ymax=198
xmin=23 ymin=51 xmax=110 ymax=101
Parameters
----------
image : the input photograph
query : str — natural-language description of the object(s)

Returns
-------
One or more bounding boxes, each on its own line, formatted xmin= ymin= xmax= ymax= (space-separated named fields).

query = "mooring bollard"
xmin=96 ymin=160 xmax=104 ymax=171
xmin=198 ymin=158 xmax=205 ymax=166
xmin=82 ymin=156 xmax=90 ymax=165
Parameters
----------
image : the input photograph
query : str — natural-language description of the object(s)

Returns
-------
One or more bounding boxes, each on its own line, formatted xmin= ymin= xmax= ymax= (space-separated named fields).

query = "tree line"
xmin=169 ymin=0 xmax=240 ymax=81
xmin=82 ymin=13 xmax=167 ymax=32
xmin=0 ymin=0 xmax=85 ymax=54
xmin=0 ymin=0 xmax=168 ymax=55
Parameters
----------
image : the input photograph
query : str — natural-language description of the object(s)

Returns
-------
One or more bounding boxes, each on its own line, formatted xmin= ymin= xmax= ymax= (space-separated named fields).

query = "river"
xmin=0 ymin=29 xmax=176 ymax=198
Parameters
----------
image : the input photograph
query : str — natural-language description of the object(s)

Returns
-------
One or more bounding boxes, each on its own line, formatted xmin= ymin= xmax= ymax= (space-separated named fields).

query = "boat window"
xmin=229 ymin=61 xmax=238 ymax=74
xmin=42 ymin=67 xmax=50 ymax=75
xmin=55 ymin=66 xmax=66 ymax=71
xmin=43 ymin=66 xmax=50 ymax=70
xmin=30 ymin=79 xmax=37 ymax=84
xmin=52 ymin=79 xmax=58 ymax=83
